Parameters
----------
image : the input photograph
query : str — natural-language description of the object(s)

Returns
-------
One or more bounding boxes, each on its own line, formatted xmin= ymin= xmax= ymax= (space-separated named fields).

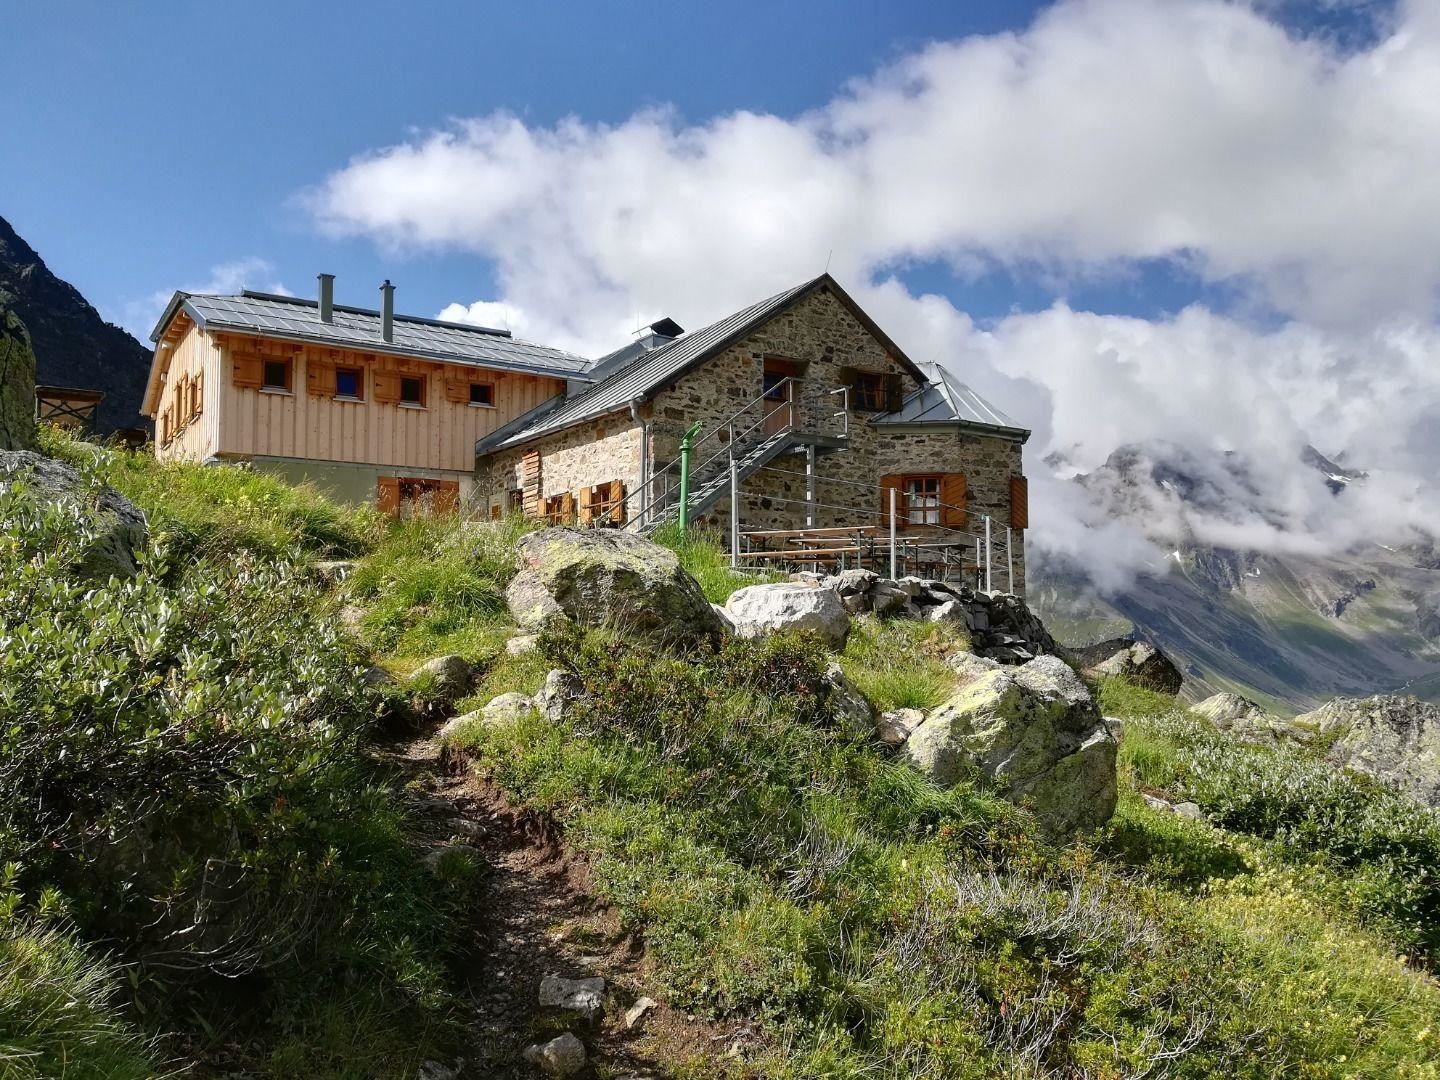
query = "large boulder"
xmin=0 ymin=450 xmax=147 ymax=578
xmin=1071 ymin=637 xmax=1183 ymax=695
xmin=1296 ymin=695 xmax=1440 ymax=808
xmin=0 ymin=307 xmax=36 ymax=451
xmin=724 ymin=581 xmax=851 ymax=649
xmin=903 ymin=654 xmax=1118 ymax=838
xmin=1191 ymin=692 xmax=1298 ymax=744
xmin=507 ymin=528 xmax=722 ymax=646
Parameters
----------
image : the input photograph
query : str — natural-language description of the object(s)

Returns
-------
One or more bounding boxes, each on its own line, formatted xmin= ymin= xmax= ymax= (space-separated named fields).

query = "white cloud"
xmin=302 ymin=0 xmax=1440 ymax=590
xmin=120 ymin=257 xmax=289 ymax=340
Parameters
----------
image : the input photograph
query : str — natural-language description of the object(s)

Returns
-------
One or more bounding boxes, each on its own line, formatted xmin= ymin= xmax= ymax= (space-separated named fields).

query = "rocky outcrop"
xmin=1191 ymin=692 xmax=1305 ymax=744
xmin=408 ymin=655 xmax=475 ymax=707
xmin=0 ymin=306 xmax=36 ymax=451
xmin=1070 ymin=637 xmax=1183 ymax=695
xmin=0 ymin=450 xmax=147 ymax=578
xmin=1296 ymin=695 xmax=1440 ymax=808
xmin=507 ymin=528 xmax=722 ymax=646
xmin=903 ymin=654 xmax=1118 ymax=838
xmin=725 ymin=581 xmax=850 ymax=649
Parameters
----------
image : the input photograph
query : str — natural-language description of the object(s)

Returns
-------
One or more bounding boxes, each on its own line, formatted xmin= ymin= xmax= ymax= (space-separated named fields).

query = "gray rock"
xmin=876 ymin=708 xmax=924 ymax=748
xmin=313 ymin=559 xmax=358 ymax=584
xmin=535 ymin=669 xmax=585 ymax=723
xmin=505 ymin=633 xmax=540 ymax=656
xmin=1103 ymin=715 xmax=1124 ymax=741
xmin=436 ymin=710 xmax=481 ymax=741
xmin=0 ymin=451 xmax=148 ymax=579
xmin=409 ymin=655 xmax=474 ymax=704
xmin=949 ymin=651 xmax=1002 ymax=684
xmin=507 ymin=527 xmax=723 ymax=646
xmin=1172 ymin=801 xmax=1205 ymax=822
xmin=624 ymin=996 xmax=658 ymax=1030
xmin=482 ymin=692 xmax=535 ymax=724
xmin=841 ymin=591 xmax=873 ymax=615
xmin=362 ymin=665 xmax=396 ymax=688
xmin=824 ymin=662 xmax=874 ymax=736
xmin=522 ymin=1032 xmax=587 ymax=1077
xmin=893 ymin=577 xmax=926 ymax=598
xmin=870 ymin=584 xmax=911 ymax=617
xmin=724 ymin=582 xmax=851 ymax=649
xmin=539 ymin=974 xmax=605 ymax=1021
xmin=1297 ymin=694 xmax=1440 ymax=808
xmin=926 ymin=599 xmax=968 ymax=623
xmin=1192 ymin=692 xmax=1288 ymax=744
xmin=1072 ymin=637 xmax=1183 ymax=695
xmin=903 ymin=653 xmax=1118 ymax=838
xmin=710 ymin=602 xmax=737 ymax=634
xmin=825 ymin=568 xmax=879 ymax=596
xmin=417 ymin=1060 xmax=458 ymax=1080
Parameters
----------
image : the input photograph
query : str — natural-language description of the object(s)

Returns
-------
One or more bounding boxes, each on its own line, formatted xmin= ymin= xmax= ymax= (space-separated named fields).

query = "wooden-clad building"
xmin=142 ymin=276 xmax=587 ymax=512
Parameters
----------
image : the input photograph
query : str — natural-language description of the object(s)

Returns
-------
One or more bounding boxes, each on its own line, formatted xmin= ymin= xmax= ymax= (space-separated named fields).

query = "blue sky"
xmin=4 ymin=0 xmax=1380 ymax=341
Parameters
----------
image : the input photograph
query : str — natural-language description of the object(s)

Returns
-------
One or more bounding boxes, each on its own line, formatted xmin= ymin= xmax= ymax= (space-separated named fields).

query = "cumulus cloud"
xmin=122 ymin=257 xmax=289 ymax=339
xmin=302 ymin=0 xmax=1440 ymax=591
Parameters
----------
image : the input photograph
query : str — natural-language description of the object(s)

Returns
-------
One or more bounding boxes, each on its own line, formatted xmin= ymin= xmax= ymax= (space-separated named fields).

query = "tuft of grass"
xmin=651 ymin=524 xmax=781 ymax=604
xmin=839 ymin=618 xmax=960 ymax=712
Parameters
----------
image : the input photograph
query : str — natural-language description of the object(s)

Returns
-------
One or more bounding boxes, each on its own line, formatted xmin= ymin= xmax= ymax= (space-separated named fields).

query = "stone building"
xmin=476 ymin=274 xmax=1032 ymax=591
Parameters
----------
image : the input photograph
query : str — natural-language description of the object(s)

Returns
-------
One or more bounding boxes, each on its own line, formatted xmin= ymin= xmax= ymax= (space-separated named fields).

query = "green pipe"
xmin=677 ymin=421 xmax=704 ymax=534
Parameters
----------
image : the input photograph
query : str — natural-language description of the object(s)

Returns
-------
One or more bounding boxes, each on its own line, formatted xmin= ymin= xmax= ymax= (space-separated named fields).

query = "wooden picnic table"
xmin=738 ymin=546 xmax=864 ymax=560
xmin=742 ymin=525 xmax=880 ymax=540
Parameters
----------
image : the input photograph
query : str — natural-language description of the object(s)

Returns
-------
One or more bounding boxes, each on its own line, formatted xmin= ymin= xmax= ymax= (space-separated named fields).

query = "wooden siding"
xmin=154 ymin=319 xmax=221 ymax=461
xmin=189 ymin=333 xmax=564 ymax=474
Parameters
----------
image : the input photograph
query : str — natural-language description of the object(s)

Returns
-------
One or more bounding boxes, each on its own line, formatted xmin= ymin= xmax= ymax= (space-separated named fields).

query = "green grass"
xmin=839 ymin=617 xmax=963 ymax=712
xmin=652 ymin=524 xmax=781 ymax=604
xmin=453 ymin=627 xmax=1440 ymax=1077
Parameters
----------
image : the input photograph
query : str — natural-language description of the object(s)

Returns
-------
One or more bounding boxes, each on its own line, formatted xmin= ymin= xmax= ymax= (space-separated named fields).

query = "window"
xmin=850 ymin=371 xmax=886 ymax=412
xmin=904 ymin=475 xmax=941 ymax=526
xmin=335 ymin=367 xmax=363 ymax=400
xmin=469 ymin=382 xmax=494 ymax=406
xmin=543 ymin=493 xmax=575 ymax=525
xmin=262 ymin=359 xmax=292 ymax=392
xmin=400 ymin=376 xmax=425 ymax=406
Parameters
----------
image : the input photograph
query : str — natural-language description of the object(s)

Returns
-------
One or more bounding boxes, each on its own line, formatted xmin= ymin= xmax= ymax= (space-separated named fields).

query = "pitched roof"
xmin=871 ymin=362 xmax=1029 ymax=441
xmin=150 ymin=290 xmax=591 ymax=381
xmin=477 ymin=273 xmax=927 ymax=454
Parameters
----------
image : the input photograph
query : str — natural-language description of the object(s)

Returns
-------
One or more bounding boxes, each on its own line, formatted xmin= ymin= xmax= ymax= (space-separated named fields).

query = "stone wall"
xmin=476 ymin=416 xmax=643 ymax=518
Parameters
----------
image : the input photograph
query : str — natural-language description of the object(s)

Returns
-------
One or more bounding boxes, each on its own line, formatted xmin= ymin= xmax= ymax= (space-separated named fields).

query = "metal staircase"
xmin=638 ymin=428 xmax=796 ymax=535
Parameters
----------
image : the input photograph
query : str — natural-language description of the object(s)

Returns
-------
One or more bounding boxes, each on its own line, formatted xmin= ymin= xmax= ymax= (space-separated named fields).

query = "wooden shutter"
xmin=443 ymin=374 xmax=469 ymax=404
xmin=884 ymin=373 xmax=904 ymax=413
xmin=577 ymin=486 xmax=593 ymax=525
xmin=521 ymin=451 xmax=542 ymax=517
xmin=879 ymin=474 xmax=901 ymax=527
xmin=560 ymin=492 xmax=576 ymax=525
xmin=373 ymin=372 xmax=402 ymax=404
xmin=377 ymin=477 xmax=400 ymax=516
xmin=306 ymin=358 xmax=337 ymax=397
xmin=1010 ymin=475 xmax=1029 ymax=531
xmin=194 ymin=369 xmax=204 ymax=416
xmin=433 ymin=480 xmax=460 ymax=515
xmin=490 ymin=503 xmax=502 ymax=521
xmin=608 ymin=480 xmax=626 ymax=525
xmin=941 ymin=473 xmax=968 ymax=528
xmin=232 ymin=351 xmax=263 ymax=389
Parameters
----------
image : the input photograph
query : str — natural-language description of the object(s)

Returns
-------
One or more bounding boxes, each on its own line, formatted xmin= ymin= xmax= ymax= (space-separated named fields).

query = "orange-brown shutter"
xmin=306 ymin=358 xmax=337 ymax=397
xmin=1010 ymin=475 xmax=1029 ymax=531
xmin=443 ymin=374 xmax=468 ymax=404
xmin=377 ymin=477 xmax=400 ymax=516
xmin=879 ymin=474 xmax=901 ymax=526
xmin=941 ymin=473 xmax=968 ymax=528
xmin=433 ymin=480 xmax=460 ymax=515
xmin=490 ymin=503 xmax=502 ymax=521
xmin=577 ymin=486 xmax=593 ymax=525
xmin=373 ymin=372 xmax=402 ymax=404
xmin=232 ymin=352 xmax=263 ymax=389
xmin=559 ymin=491 xmax=576 ymax=525
xmin=608 ymin=480 xmax=626 ymax=525
xmin=521 ymin=451 xmax=542 ymax=517
xmin=194 ymin=369 xmax=204 ymax=416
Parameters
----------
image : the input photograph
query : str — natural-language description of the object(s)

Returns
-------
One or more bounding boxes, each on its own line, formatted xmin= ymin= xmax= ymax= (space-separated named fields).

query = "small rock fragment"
xmin=624 ymin=995 xmax=658 ymax=1030
xmin=522 ymin=1032 xmax=587 ymax=1077
xmin=539 ymin=974 xmax=606 ymax=1021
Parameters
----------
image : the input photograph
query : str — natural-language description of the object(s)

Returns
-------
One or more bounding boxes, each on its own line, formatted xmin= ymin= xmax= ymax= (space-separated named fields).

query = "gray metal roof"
xmin=871 ymin=362 xmax=1029 ymax=440
xmin=154 ymin=290 xmax=591 ymax=381
xmin=477 ymin=276 xmax=823 ymax=453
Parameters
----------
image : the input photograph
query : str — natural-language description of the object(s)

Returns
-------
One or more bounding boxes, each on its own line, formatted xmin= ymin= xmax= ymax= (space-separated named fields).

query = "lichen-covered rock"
xmin=535 ymin=668 xmax=585 ymax=723
xmin=408 ymin=655 xmax=474 ymax=705
xmin=877 ymin=708 xmax=923 ymax=747
xmin=1192 ymin=692 xmax=1292 ymax=744
xmin=1072 ymin=637 xmax=1183 ymax=695
xmin=0 ymin=450 xmax=147 ymax=578
xmin=507 ymin=527 xmax=722 ymax=645
xmin=1296 ymin=694 xmax=1440 ymax=808
xmin=903 ymin=653 xmax=1117 ymax=837
xmin=725 ymin=581 xmax=851 ymax=649
xmin=482 ymin=691 xmax=534 ymax=724
xmin=0 ymin=307 xmax=36 ymax=451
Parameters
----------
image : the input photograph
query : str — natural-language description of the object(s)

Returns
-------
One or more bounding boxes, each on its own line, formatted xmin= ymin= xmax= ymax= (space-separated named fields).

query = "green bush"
xmin=0 ymin=473 xmax=461 ymax=1072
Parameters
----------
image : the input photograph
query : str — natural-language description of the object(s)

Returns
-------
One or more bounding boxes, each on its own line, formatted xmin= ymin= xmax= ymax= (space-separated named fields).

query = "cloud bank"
xmin=304 ymin=0 xmax=1440 ymax=591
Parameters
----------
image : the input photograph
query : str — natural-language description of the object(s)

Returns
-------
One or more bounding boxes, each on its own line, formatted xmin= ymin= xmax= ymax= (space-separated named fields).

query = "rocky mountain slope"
xmin=0 ymin=214 xmax=150 ymax=432
xmin=1031 ymin=443 xmax=1440 ymax=714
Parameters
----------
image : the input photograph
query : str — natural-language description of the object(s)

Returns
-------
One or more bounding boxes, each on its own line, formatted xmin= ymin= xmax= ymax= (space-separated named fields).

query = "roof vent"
xmin=379 ymin=280 xmax=395 ymax=343
xmin=318 ymin=273 xmax=335 ymax=323
xmin=636 ymin=316 xmax=683 ymax=351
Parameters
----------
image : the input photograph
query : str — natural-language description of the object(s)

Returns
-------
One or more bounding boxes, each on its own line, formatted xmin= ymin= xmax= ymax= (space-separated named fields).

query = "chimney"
xmin=379 ymin=279 xmax=395 ymax=342
xmin=317 ymin=273 xmax=335 ymax=323
xmin=637 ymin=316 xmax=684 ymax=351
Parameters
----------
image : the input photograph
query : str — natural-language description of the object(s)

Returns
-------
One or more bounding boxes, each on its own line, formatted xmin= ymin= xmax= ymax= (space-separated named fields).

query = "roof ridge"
xmin=239 ymin=289 xmax=513 ymax=339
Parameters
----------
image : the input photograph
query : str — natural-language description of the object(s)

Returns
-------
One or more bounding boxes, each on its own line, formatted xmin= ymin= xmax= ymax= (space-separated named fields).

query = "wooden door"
xmin=762 ymin=359 xmax=799 ymax=436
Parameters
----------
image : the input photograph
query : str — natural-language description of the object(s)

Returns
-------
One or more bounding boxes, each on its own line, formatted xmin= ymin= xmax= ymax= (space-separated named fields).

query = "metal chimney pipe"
xmin=379 ymin=280 xmax=395 ymax=342
xmin=317 ymin=273 xmax=335 ymax=323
